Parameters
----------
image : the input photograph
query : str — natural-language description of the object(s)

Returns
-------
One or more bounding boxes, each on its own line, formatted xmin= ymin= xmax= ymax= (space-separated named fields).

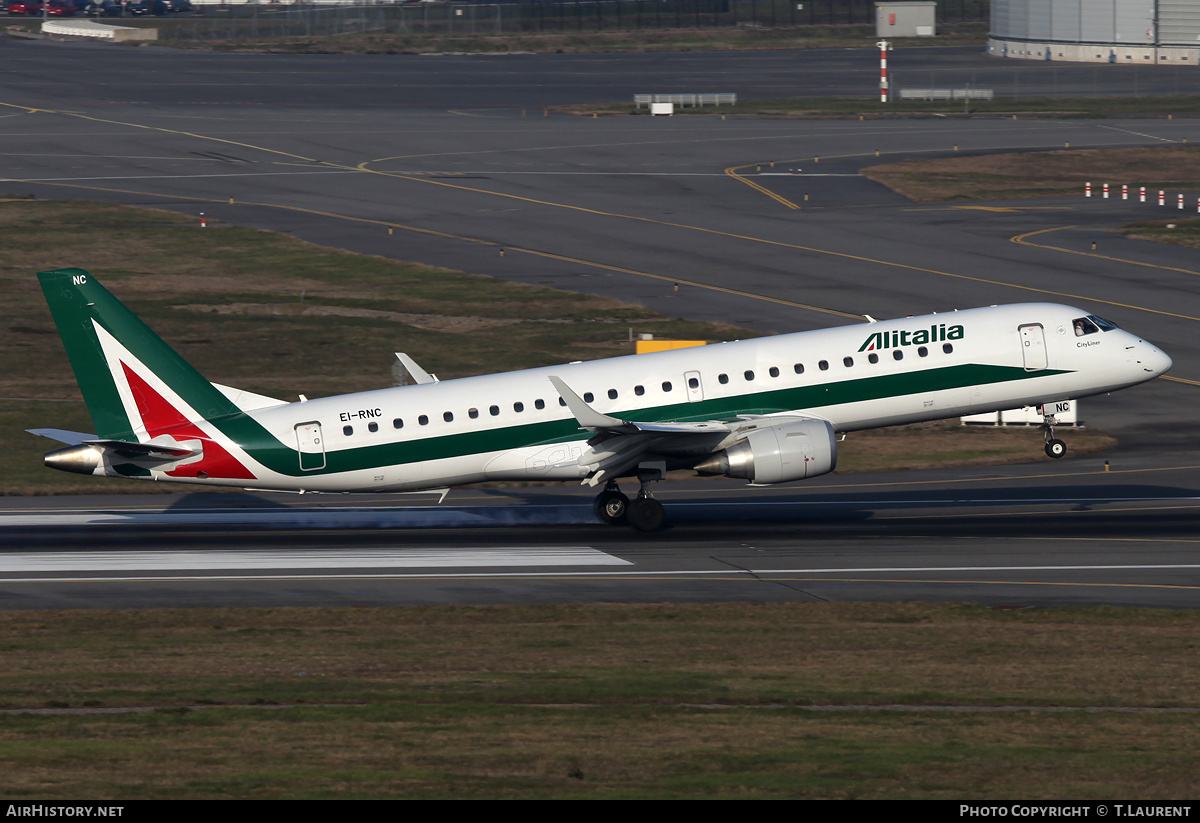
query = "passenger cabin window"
xmin=535 ymin=399 xmax=545 ymax=410
xmin=513 ymin=402 xmax=524 ymax=413
xmin=769 ymin=367 xmax=779 ymax=378
xmin=1073 ymin=317 xmax=1101 ymax=337
xmin=584 ymin=392 xmax=594 ymax=403
xmin=468 ymin=408 xmax=479 ymax=419
xmin=818 ymin=360 xmax=829 ymax=371
xmin=489 ymin=405 xmax=500 ymax=416
xmin=443 ymin=412 xmax=454 ymax=422
xmin=343 ymin=425 xmax=353 ymax=436
xmin=893 ymin=350 xmax=903 ymax=361
xmin=943 ymin=343 xmax=954 ymax=354
xmin=662 ymin=381 xmax=673 ymax=392
xmin=744 ymin=370 xmax=755 ymax=381
xmin=393 ymin=418 xmax=404 ymax=429
xmin=687 ymin=377 xmax=699 ymax=389
xmin=794 ymin=364 xmax=805 ymax=375
xmin=918 ymin=346 xmax=928 ymax=357
xmin=842 ymin=357 xmax=853 ymax=368
xmin=368 ymin=422 xmax=378 ymax=433
xmin=868 ymin=353 xmax=879 ymax=364
xmin=419 ymin=415 xmax=429 ymax=426
xmin=607 ymin=389 xmax=618 ymax=400
xmin=718 ymin=374 xmax=729 ymax=384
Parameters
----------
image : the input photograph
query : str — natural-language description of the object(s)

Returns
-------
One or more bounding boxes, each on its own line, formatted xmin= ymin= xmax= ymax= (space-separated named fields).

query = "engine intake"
xmin=694 ymin=419 xmax=837 ymax=484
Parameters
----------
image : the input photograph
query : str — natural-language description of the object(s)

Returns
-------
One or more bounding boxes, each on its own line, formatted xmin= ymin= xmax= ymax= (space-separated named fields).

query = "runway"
xmin=4 ymin=457 xmax=1200 ymax=609
xmin=3 ymin=38 xmax=1200 ymax=609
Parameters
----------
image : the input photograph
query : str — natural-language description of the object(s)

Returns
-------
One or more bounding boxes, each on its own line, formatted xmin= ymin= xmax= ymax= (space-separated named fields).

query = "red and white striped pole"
xmin=1085 ymin=182 xmax=1092 ymax=197
xmin=1122 ymin=184 xmax=1128 ymax=200
xmin=1159 ymin=190 xmax=1166 ymax=206
xmin=1141 ymin=186 xmax=1147 ymax=202
xmin=878 ymin=40 xmax=890 ymax=103
xmin=1103 ymin=183 xmax=1109 ymax=199
xmin=1179 ymin=193 xmax=1185 ymax=210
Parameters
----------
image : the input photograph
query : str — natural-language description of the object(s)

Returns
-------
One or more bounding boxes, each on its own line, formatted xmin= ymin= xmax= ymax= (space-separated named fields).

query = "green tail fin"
xmin=38 ymin=268 xmax=240 ymax=440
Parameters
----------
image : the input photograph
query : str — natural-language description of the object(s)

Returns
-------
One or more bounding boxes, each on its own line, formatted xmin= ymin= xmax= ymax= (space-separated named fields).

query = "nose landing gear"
xmin=1042 ymin=413 xmax=1067 ymax=459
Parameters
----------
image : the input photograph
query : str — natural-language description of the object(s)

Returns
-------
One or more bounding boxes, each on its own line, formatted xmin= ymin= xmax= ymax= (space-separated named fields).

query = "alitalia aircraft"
xmin=29 ymin=268 xmax=1171 ymax=531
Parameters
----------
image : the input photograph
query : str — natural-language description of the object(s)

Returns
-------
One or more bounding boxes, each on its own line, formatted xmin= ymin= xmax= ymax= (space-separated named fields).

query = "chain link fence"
xmin=153 ymin=0 xmax=988 ymax=42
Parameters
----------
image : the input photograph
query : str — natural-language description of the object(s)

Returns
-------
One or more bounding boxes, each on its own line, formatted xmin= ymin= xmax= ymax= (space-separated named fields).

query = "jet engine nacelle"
xmin=694 ymin=419 xmax=837 ymax=484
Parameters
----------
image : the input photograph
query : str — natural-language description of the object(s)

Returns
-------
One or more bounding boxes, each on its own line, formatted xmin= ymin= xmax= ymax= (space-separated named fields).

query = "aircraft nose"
xmin=1141 ymin=343 xmax=1172 ymax=377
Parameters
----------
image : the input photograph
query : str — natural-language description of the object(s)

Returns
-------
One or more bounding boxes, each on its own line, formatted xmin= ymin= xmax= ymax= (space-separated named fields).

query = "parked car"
xmin=45 ymin=0 xmax=76 ymax=15
xmin=6 ymin=1 xmax=46 ymax=14
xmin=125 ymin=0 xmax=169 ymax=14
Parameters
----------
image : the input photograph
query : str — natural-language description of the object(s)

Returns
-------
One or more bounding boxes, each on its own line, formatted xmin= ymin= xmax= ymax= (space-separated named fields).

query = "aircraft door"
xmin=1019 ymin=324 xmax=1047 ymax=371
xmin=684 ymin=370 xmax=704 ymax=402
xmin=295 ymin=421 xmax=326 ymax=471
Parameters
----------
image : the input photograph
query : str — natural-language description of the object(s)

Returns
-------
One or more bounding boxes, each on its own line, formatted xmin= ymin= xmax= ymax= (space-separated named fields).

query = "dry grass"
xmin=2 ymin=603 xmax=1200 ymax=798
xmin=838 ymin=420 xmax=1115 ymax=473
xmin=862 ymin=145 xmax=1200 ymax=202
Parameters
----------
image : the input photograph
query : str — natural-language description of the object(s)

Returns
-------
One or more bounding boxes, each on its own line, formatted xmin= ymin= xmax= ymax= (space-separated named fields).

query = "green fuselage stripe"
xmin=212 ymin=363 xmax=1068 ymax=477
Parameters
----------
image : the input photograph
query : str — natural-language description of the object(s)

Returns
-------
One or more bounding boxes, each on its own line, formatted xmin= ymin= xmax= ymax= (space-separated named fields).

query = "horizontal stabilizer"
xmin=26 ymin=428 xmax=96 ymax=446
xmin=85 ymin=439 xmax=196 ymax=458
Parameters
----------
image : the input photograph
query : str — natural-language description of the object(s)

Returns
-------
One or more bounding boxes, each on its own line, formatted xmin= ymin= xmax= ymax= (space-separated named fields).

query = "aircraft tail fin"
xmin=38 ymin=268 xmax=251 ymax=440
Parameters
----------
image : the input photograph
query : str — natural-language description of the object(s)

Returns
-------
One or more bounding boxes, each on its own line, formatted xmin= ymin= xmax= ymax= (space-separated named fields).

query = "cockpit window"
xmin=1089 ymin=315 xmax=1118 ymax=332
xmin=1072 ymin=317 xmax=1100 ymax=336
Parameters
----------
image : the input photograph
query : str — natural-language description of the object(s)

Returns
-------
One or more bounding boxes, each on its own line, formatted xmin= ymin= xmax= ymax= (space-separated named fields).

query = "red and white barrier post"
xmin=1103 ymin=183 xmax=1109 ymax=199
xmin=1180 ymin=194 xmax=1185 ymax=210
xmin=1141 ymin=186 xmax=1147 ymax=202
xmin=1159 ymin=190 xmax=1166 ymax=206
xmin=1085 ymin=182 xmax=1092 ymax=197
xmin=1122 ymin=184 xmax=1128 ymax=200
xmin=877 ymin=40 xmax=890 ymax=103
xmin=200 ymin=212 xmax=206 ymax=228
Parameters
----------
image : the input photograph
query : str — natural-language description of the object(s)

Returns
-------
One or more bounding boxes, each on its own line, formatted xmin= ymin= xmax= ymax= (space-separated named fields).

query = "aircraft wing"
xmin=548 ymin=375 xmax=734 ymax=485
xmin=548 ymin=376 xmax=731 ymax=436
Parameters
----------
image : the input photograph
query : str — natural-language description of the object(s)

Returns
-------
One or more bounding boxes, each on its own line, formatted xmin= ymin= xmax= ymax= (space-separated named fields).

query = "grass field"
xmin=2 ymin=603 xmax=1199 ymax=799
xmin=862 ymin=144 xmax=1200 ymax=202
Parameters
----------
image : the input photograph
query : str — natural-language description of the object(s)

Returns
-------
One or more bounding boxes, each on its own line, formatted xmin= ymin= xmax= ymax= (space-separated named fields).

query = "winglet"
xmin=548 ymin=376 xmax=635 ymax=432
xmin=395 ymin=353 xmax=438 ymax=385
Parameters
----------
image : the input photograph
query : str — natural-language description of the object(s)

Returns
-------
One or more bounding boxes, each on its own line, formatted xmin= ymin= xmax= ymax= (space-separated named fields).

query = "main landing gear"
xmin=1042 ymin=413 xmax=1067 ymax=459
xmin=592 ymin=479 xmax=666 ymax=532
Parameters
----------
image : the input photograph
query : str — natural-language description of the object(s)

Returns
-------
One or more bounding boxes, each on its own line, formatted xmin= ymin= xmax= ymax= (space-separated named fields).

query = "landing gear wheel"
xmin=593 ymin=489 xmax=630 ymax=525
xmin=627 ymin=497 xmax=666 ymax=532
xmin=1045 ymin=438 xmax=1067 ymax=459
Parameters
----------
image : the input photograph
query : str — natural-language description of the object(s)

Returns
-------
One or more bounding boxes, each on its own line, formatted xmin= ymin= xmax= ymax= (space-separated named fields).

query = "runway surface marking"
xmin=1162 ymin=374 xmax=1200 ymax=387
xmin=2 ymin=494 xmax=1197 ymax=525
xmin=0 ymin=547 xmax=629 ymax=572
xmin=4 ymin=104 xmax=1195 ymax=327
xmin=724 ymin=162 xmax=801 ymax=210
xmin=1013 ymin=225 xmax=1200 ymax=281
xmin=5 ymin=461 xmax=1200 ymax=514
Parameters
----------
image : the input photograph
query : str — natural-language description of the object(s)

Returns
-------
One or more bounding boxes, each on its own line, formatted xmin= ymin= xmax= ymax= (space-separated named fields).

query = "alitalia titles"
xmin=859 ymin=323 xmax=964 ymax=353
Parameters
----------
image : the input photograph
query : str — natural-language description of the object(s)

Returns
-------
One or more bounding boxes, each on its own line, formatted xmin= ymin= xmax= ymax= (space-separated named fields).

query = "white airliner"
xmin=29 ymin=268 xmax=1171 ymax=531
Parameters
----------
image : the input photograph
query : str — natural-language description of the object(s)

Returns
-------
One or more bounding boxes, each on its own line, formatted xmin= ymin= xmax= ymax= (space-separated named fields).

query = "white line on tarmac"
xmin=0 ymin=547 xmax=629 ymax=573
